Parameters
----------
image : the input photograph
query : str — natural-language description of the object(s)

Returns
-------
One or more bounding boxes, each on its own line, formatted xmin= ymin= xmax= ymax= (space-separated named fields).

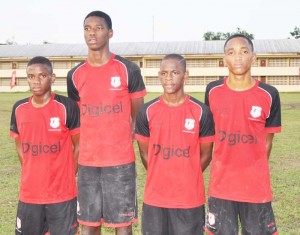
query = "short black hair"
xmin=224 ymin=34 xmax=254 ymax=52
xmin=27 ymin=56 xmax=53 ymax=74
xmin=162 ymin=54 xmax=186 ymax=71
xmin=84 ymin=11 xmax=112 ymax=30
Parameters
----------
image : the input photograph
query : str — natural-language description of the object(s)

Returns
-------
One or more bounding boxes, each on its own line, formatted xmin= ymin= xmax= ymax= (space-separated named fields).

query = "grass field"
xmin=0 ymin=91 xmax=299 ymax=235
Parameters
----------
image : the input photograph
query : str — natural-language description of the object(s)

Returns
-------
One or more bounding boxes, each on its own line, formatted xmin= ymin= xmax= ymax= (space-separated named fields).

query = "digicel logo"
xmin=218 ymin=130 xmax=257 ymax=146
xmin=22 ymin=141 xmax=61 ymax=156
xmin=81 ymin=101 xmax=123 ymax=118
xmin=153 ymin=144 xmax=190 ymax=160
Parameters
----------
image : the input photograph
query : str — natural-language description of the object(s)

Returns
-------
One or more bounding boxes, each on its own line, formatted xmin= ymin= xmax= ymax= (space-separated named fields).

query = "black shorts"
xmin=206 ymin=197 xmax=278 ymax=235
xmin=142 ymin=203 xmax=205 ymax=235
xmin=77 ymin=162 xmax=137 ymax=227
xmin=15 ymin=197 xmax=78 ymax=235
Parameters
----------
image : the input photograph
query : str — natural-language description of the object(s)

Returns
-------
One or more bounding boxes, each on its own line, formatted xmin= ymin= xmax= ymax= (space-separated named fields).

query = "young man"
xmin=205 ymin=34 xmax=281 ymax=235
xmin=67 ymin=11 xmax=146 ymax=235
xmin=10 ymin=56 xmax=80 ymax=235
xmin=135 ymin=54 xmax=215 ymax=235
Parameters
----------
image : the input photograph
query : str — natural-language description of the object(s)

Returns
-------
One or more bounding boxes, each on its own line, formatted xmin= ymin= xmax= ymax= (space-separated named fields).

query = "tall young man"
xmin=67 ymin=11 xmax=146 ymax=235
xmin=135 ymin=54 xmax=215 ymax=235
xmin=10 ymin=56 xmax=80 ymax=235
xmin=205 ymin=34 xmax=281 ymax=235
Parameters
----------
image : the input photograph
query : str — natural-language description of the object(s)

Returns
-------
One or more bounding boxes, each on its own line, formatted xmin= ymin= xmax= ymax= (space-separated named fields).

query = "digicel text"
xmin=22 ymin=141 xmax=61 ymax=156
xmin=153 ymin=144 xmax=190 ymax=160
xmin=81 ymin=101 xmax=123 ymax=118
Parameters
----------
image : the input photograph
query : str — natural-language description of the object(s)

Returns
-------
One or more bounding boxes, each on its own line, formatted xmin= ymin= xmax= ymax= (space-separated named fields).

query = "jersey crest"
xmin=184 ymin=118 xmax=195 ymax=130
xmin=111 ymin=76 xmax=121 ymax=88
xmin=50 ymin=117 xmax=60 ymax=128
xmin=250 ymin=106 xmax=262 ymax=118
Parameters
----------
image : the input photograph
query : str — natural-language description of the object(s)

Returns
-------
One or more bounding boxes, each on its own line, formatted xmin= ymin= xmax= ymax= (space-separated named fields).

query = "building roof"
xmin=0 ymin=39 xmax=300 ymax=58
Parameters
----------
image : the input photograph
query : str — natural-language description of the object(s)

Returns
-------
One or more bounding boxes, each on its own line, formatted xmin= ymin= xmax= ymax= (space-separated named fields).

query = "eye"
xmin=172 ymin=71 xmax=179 ymax=76
xmin=84 ymin=27 xmax=90 ymax=31
xmin=27 ymin=75 xmax=33 ymax=80
xmin=243 ymin=50 xmax=249 ymax=54
xmin=96 ymin=26 xmax=104 ymax=31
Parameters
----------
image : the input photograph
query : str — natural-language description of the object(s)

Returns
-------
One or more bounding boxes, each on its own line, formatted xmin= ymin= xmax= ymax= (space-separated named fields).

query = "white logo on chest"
xmin=50 ymin=117 xmax=60 ymax=128
xmin=184 ymin=118 xmax=195 ymax=130
xmin=111 ymin=76 xmax=121 ymax=88
xmin=250 ymin=106 xmax=262 ymax=118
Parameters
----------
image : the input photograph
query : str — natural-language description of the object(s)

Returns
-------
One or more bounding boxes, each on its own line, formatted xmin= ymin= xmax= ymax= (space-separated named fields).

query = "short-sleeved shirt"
xmin=10 ymin=93 xmax=80 ymax=204
xmin=135 ymin=95 xmax=215 ymax=208
xmin=67 ymin=54 xmax=146 ymax=167
xmin=205 ymin=78 xmax=281 ymax=203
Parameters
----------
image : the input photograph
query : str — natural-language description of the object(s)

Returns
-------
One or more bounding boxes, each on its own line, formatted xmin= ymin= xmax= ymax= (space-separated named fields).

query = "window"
xmin=268 ymin=58 xmax=289 ymax=67
xmin=145 ymin=76 xmax=160 ymax=85
xmin=186 ymin=59 xmax=218 ymax=68
xmin=288 ymin=76 xmax=300 ymax=85
xmin=146 ymin=60 xmax=160 ymax=68
xmin=0 ymin=63 xmax=12 ymax=69
xmin=267 ymin=76 xmax=288 ymax=85
xmin=290 ymin=58 xmax=300 ymax=67
xmin=53 ymin=61 xmax=70 ymax=69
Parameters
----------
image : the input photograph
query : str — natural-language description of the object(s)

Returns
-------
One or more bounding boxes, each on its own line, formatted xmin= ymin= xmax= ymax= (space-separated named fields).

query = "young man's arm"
xmin=266 ymin=133 xmax=274 ymax=160
xmin=71 ymin=133 xmax=80 ymax=174
xmin=15 ymin=139 xmax=23 ymax=166
xmin=200 ymin=142 xmax=213 ymax=172
xmin=137 ymin=140 xmax=149 ymax=169
xmin=131 ymin=97 xmax=144 ymax=139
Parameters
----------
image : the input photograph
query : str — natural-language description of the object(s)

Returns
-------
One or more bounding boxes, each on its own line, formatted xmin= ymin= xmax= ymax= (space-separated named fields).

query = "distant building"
xmin=0 ymin=39 xmax=299 ymax=92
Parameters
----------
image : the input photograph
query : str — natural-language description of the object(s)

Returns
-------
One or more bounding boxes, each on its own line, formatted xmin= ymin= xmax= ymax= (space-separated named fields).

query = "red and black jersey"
xmin=205 ymin=78 xmax=281 ymax=203
xmin=10 ymin=93 xmax=80 ymax=204
xmin=135 ymin=95 xmax=215 ymax=208
xmin=67 ymin=54 xmax=146 ymax=167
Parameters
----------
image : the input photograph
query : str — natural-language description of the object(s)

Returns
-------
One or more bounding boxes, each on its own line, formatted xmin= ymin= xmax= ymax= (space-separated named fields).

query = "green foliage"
xmin=290 ymin=26 xmax=300 ymax=39
xmin=0 ymin=92 xmax=299 ymax=234
xmin=203 ymin=27 xmax=254 ymax=40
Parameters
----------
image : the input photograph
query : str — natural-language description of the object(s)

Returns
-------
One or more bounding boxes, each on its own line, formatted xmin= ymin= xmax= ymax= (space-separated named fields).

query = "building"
xmin=0 ymin=39 xmax=299 ymax=92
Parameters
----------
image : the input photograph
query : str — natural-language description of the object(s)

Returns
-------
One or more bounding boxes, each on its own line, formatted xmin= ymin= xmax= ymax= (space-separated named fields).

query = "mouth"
xmin=32 ymin=86 xmax=42 ymax=92
xmin=88 ymin=38 xmax=97 ymax=44
xmin=164 ymin=83 xmax=174 ymax=89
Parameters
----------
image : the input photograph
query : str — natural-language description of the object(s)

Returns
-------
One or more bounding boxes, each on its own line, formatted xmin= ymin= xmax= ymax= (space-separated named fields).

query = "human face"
xmin=84 ymin=16 xmax=113 ymax=51
xmin=27 ymin=64 xmax=54 ymax=96
xmin=223 ymin=37 xmax=256 ymax=77
xmin=159 ymin=58 xmax=187 ymax=95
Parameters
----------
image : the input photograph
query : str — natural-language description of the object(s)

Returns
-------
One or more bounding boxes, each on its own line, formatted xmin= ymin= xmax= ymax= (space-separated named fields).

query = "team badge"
xmin=50 ymin=117 xmax=60 ymax=129
xmin=250 ymin=106 xmax=262 ymax=118
xmin=184 ymin=118 xmax=195 ymax=130
xmin=111 ymin=76 xmax=121 ymax=88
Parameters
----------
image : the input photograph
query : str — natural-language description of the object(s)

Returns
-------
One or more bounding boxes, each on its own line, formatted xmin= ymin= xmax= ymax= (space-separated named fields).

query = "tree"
xmin=203 ymin=28 xmax=254 ymax=40
xmin=203 ymin=31 xmax=229 ymax=40
xmin=290 ymin=26 xmax=300 ymax=39
xmin=4 ymin=37 xmax=17 ymax=45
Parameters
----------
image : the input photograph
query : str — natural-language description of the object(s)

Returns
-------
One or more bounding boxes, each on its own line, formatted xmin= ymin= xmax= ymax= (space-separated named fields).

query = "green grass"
xmin=0 ymin=92 xmax=299 ymax=235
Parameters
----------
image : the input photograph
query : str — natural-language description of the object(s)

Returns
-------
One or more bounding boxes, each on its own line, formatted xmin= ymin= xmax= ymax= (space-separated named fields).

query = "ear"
xmin=51 ymin=73 xmax=56 ymax=84
xmin=223 ymin=57 xmax=227 ymax=67
xmin=251 ymin=52 xmax=257 ymax=64
xmin=109 ymin=29 xmax=113 ymax=39
xmin=184 ymin=69 xmax=189 ymax=85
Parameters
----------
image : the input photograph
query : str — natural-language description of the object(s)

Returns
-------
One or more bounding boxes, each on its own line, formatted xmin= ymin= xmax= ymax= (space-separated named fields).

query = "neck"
xmin=227 ymin=74 xmax=255 ymax=91
xmin=88 ymin=49 xmax=112 ymax=66
xmin=31 ymin=92 xmax=52 ymax=108
xmin=162 ymin=93 xmax=186 ymax=107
